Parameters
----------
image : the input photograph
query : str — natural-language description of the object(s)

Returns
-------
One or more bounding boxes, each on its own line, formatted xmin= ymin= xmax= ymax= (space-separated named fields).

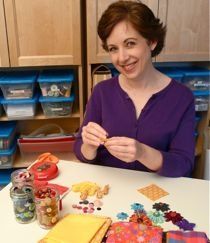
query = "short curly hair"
xmin=97 ymin=0 xmax=166 ymax=57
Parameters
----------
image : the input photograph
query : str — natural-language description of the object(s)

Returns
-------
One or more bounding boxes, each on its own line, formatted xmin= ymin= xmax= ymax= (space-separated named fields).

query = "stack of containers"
xmin=38 ymin=69 xmax=75 ymax=117
xmin=181 ymin=67 xmax=210 ymax=112
xmin=180 ymin=67 xmax=210 ymax=141
xmin=0 ymin=121 xmax=17 ymax=169
xmin=0 ymin=70 xmax=38 ymax=120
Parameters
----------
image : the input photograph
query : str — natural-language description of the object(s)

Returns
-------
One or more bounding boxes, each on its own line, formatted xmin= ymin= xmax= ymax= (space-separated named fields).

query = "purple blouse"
xmin=74 ymin=76 xmax=195 ymax=177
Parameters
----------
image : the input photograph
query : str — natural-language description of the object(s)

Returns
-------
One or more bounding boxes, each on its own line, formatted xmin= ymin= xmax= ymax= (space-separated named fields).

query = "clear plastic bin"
xmin=0 ymin=143 xmax=17 ymax=169
xmin=195 ymin=96 xmax=209 ymax=111
xmin=0 ymin=121 xmax=17 ymax=150
xmin=39 ymin=95 xmax=74 ymax=118
xmin=1 ymin=95 xmax=38 ymax=120
xmin=0 ymin=70 xmax=38 ymax=99
xmin=182 ymin=67 xmax=210 ymax=91
xmin=38 ymin=69 xmax=74 ymax=98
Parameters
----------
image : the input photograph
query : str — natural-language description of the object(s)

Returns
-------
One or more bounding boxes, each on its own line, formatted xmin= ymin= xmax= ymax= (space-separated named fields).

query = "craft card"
xmin=138 ymin=184 xmax=169 ymax=201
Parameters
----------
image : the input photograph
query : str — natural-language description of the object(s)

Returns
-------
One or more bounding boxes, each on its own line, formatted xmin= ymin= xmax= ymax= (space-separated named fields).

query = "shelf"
xmin=0 ymin=108 xmax=80 ymax=121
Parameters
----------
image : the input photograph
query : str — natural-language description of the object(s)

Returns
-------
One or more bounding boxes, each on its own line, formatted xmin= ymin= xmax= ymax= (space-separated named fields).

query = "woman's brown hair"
xmin=97 ymin=0 xmax=166 ymax=57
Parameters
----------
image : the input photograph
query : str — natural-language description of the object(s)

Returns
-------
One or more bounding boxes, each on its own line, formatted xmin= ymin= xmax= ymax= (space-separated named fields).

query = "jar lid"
xmin=29 ymin=161 xmax=59 ymax=181
xmin=11 ymin=169 xmax=34 ymax=184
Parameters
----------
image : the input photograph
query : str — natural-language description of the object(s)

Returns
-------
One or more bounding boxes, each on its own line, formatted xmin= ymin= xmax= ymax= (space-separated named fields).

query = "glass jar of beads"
xmin=11 ymin=169 xmax=34 ymax=189
xmin=35 ymin=186 xmax=60 ymax=229
xmin=10 ymin=185 xmax=36 ymax=224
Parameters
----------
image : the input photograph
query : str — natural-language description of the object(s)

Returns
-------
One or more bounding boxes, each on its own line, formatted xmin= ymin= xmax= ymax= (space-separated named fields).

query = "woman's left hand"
xmin=104 ymin=136 xmax=142 ymax=163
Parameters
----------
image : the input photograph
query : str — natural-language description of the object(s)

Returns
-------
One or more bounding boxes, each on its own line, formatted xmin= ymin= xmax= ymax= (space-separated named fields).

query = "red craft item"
xmin=29 ymin=161 xmax=59 ymax=181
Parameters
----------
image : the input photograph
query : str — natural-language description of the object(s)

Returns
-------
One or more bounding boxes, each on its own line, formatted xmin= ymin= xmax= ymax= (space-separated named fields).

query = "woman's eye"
xmin=126 ymin=41 xmax=136 ymax=47
xmin=108 ymin=47 xmax=117 ymax=53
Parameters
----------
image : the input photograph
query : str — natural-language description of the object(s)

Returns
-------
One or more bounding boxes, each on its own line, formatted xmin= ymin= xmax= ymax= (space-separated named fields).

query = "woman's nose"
xmin=118 ymin=48 xmax=129 ymax=63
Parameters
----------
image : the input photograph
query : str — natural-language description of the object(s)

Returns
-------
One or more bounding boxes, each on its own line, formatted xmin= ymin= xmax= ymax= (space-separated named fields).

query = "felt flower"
xmin=131 ymin=203 xmax=144 ymax=211
xmin=147 ymin=210 xmax=165 ymax=225
xmin=116 ymin=212 xmax=129 ymax=220
xmin=152 ymin=202 xmax=170 ymax=212
xmin=129 ymin=212 xmax=152 ymax=226
xmin=175 ymin=218 xmax=196 ymax=231
xmin=164 ymin=211 xmax=183 ymax=224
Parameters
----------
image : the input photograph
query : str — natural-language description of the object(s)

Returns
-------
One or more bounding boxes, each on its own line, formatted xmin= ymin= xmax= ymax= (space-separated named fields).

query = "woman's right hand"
xmin=81 ymin=122 xmax=108 ymax=150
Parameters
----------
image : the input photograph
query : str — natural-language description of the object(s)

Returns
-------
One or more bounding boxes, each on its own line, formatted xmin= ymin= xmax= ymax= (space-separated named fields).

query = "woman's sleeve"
xmin=73 ymin=85 xmax=102 ymax=163
xmin=157 ymin=98 xmax=195 ymax=177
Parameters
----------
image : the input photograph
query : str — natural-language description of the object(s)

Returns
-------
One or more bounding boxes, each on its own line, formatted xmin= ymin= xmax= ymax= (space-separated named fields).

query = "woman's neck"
xmin=119 ymin=66 xmax=171 ymax=94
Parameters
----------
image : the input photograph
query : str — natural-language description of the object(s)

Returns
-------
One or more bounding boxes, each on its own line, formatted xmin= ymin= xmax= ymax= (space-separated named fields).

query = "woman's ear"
xmin=150 ymin=41 xmax=157 ymax=51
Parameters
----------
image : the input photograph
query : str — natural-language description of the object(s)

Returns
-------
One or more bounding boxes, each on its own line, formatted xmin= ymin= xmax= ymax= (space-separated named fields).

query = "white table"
xmin=0 ymin=160 xmax=209 ymax=243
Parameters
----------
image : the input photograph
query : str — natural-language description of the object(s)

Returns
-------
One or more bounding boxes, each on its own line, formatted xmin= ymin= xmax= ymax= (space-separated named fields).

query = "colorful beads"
xmin=11 ymin=169 xmax=34 ymax=189
xmin=35 ymin=186 xmax=59 ymax=229
xmin=71 ymin=199 xmax=104 ymax=214
xmin=10 ymin=186 xmax=36 ymax=224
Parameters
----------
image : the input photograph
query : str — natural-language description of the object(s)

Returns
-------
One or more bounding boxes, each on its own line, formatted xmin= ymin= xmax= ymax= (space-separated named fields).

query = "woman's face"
xmin=106 ymin=20 xmax=156 ymax=81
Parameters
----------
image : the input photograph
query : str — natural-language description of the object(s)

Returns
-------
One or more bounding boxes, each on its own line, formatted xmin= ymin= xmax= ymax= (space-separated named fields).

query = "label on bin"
xmin=11 ymin=90 xmax=25 ymax=93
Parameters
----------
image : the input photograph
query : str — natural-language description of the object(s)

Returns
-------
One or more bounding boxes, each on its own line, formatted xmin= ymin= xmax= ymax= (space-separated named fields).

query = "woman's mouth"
xmin=121 ymin=61 xmax=137 ymax=72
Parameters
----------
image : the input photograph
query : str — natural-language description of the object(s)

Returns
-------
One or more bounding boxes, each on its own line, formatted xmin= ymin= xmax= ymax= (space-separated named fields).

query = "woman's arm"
xmin=105 ymin=100 xmax=195 ymax=177
xmin=74 ymin=84 xmax=107 ymax=162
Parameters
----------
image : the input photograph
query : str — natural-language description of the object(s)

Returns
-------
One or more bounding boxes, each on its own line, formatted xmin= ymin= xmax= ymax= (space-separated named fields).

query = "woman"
xmin=74 ymin=0 xmax=195 ymax=177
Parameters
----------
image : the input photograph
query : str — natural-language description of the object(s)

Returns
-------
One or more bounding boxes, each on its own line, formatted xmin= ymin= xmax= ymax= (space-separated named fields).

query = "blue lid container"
xmin=38 ymin=69 xmax=74 ymax=83
xmin=180 ymin=67 xmax=210 ymax=91
xmin=0 ymin=70 xmax=38 ymax=84
xmin=0 ymin=121 xmax=17 ymax=150
xmin=39 ymin=94 xmax=75 ymax=103
xmin=1 ymin=94 xmax=39 ymax=105
xmin=0 ymin=71 xmax=6 ymax=81
xmin=39 ymin=94 xmax=75 ymax=117
xmin=0 ymin=121 xmax=17 ymax=152
xmin=0 ymin=70 xmax=38 ymax=99
xmin=193 ymin=90 xmax=210 ymax=96
xmin=38 ymin=69 xmax=74 ymax=98
xmin=181 ymin=67 xmax=210 ymax=77
xmin=1 ymin=95 xmax=38 ymax=120
xmin=0 ymin=142 xmax=17 ymax=169
xmin=0 ymin=121 xmax=17 ymax=138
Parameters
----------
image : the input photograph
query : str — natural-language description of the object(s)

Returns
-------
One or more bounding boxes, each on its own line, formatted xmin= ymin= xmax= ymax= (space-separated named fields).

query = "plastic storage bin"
xmin=38 ymin=69 xmax=74 ymax=98
xmin=0 ymin=121 xmax=17 ymax=150
xmin=0 ymin=143 xmax=17 ymax=169
xmin=194 ymin=96 xmax=209 ymax=111
xmin=39 ymin=95 xmax=75 ymax=117
xmin=1 ymin=95 xmax=38 ymax=120
xmin=182 ymin=67 xmax=210 ymax=91
xmin=193 ymin=90 xmax=209 ymax=111
xmin=0 ymin=70 xmax=38 ymax=99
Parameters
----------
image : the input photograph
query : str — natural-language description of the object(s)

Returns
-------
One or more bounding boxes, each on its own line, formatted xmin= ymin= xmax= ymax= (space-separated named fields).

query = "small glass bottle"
xmin=11 ymin=169 xmax=34 ymax=189
xmin=10 ymin=185 xmax=36 ymax=224
xmin=35 ymin=186 xmax=60 ymax=229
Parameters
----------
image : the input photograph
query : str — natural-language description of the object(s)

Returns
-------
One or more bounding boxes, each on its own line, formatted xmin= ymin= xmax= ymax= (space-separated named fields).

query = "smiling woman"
xmin=74 ymin=0 xmax=195 ymax=178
